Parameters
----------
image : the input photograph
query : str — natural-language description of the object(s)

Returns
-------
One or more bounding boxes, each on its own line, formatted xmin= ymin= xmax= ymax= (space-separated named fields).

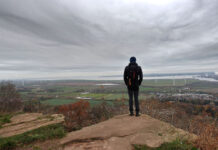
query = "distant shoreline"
xmin=1 ymin=72 xmax=217 ymax=81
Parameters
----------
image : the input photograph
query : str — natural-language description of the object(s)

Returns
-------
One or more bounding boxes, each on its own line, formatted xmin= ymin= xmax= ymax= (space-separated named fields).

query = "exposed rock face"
xmin=0 ymin=113 xmax=64 ymax=137
xmin=61 ymin=114 xmax=197 ymax=150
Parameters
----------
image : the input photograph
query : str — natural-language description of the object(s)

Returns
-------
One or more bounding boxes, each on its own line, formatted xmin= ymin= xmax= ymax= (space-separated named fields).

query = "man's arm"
xmin=138 ymin=66 xmax=143 ymax=86
xmin=123 ymin=66 xmax=129 ymax=86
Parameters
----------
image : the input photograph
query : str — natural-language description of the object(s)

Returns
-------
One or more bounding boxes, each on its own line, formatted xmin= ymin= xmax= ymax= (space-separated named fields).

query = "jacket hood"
xmin=128 ymin=62 xmax=138 ymax=66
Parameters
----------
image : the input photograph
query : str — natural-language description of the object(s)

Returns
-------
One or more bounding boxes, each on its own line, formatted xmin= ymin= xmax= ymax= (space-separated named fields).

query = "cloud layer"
xmin=0 ymin=0 xmax=218 ymax=79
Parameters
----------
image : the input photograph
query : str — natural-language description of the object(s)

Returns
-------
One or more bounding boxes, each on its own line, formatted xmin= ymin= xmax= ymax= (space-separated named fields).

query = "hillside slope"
xmin=61 ymin=114 xmax=197 ymax=150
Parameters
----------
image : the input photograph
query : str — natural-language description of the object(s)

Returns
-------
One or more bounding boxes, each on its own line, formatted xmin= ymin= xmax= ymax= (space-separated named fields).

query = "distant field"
xmin=40 ymin=98 xmax=115 ymax=106
xmin=75 ymin=93 xmax=148 ymax=100
xmin=41 ymin=99 xmax=78 ymax=106
xmin=19 ymin=79 xmax=216 ymax=105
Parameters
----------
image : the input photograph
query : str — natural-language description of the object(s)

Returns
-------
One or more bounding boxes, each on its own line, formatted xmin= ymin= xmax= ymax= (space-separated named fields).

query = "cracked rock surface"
xmin=61 ymin=114 xmax=196 ymax=150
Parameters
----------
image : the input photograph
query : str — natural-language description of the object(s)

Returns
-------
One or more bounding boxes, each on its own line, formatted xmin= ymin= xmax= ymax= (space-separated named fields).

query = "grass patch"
xmin=0 ymin=123 xmax=66 ymax=150
xmin=0 ymin=114 xmax=12 ymax=128
xmin=134 ymin=139 xmax=197 ymax=150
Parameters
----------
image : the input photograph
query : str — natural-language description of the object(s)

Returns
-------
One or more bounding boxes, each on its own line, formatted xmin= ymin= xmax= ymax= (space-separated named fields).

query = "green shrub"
xmin=0 ymin=114 xmax=12 ymax=127
xmin=0 ymin=115 xmax=11 ymax=123
xmin=0 ymin=139 xmax=16 ymax=150
xmin=134 ymin=139 xmax=197 ymax=150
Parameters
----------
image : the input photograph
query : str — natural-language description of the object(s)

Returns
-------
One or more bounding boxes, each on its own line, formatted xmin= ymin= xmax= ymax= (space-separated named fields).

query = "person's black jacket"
xmin=123 ymin=62 xmax=143 ymax=91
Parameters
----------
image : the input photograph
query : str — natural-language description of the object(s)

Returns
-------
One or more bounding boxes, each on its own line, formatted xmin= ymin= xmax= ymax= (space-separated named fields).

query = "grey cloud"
xmin=0 ymin=0 xmax=218 ymax=79
xmin=0 ymin=1 xmax=107 ymax=47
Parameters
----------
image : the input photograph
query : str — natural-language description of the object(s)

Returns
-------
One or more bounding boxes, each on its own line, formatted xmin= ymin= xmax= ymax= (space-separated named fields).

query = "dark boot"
xmin=135 ymin=112 xmax=140 ymax=117
xmin=129 ymin=112 xmax=134 ymax=116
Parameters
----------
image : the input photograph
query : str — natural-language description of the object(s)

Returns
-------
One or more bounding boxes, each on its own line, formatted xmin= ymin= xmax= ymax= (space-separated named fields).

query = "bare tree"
xmin=0 ymin=82 xmax=22 ymax=112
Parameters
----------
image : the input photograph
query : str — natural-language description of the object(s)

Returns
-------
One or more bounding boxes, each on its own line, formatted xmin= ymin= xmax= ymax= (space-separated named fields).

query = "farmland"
xmin=15 ymin=78 xmax=218 ymax=107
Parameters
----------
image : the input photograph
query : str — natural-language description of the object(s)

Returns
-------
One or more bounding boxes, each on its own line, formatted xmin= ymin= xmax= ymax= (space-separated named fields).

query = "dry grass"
xmin=190 ymin=117 xmax=218 ymax=150
xmin=138 ymin=99 xmax=218 ymax=150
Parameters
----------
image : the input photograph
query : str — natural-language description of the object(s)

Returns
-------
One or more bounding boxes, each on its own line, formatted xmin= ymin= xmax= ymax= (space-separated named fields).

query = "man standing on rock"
xmin=124 ymin=56 xmax=143 ymax=116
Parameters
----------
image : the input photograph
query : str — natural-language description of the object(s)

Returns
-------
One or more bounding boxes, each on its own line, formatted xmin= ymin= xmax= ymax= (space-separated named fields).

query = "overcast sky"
xmin=0 ymin=0 xmax=218 ymax=80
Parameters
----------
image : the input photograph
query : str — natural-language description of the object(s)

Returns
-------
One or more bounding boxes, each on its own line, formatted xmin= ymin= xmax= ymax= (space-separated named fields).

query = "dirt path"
xmin=61 ymin=114 xmax=197 ymax=150
xmin=0 ymin=113 xmax=64 ymax=137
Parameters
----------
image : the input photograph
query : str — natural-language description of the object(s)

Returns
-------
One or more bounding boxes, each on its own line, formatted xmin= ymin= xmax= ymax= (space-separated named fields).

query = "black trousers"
xmin=128 ymin=89 xmax=139 ymax=113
